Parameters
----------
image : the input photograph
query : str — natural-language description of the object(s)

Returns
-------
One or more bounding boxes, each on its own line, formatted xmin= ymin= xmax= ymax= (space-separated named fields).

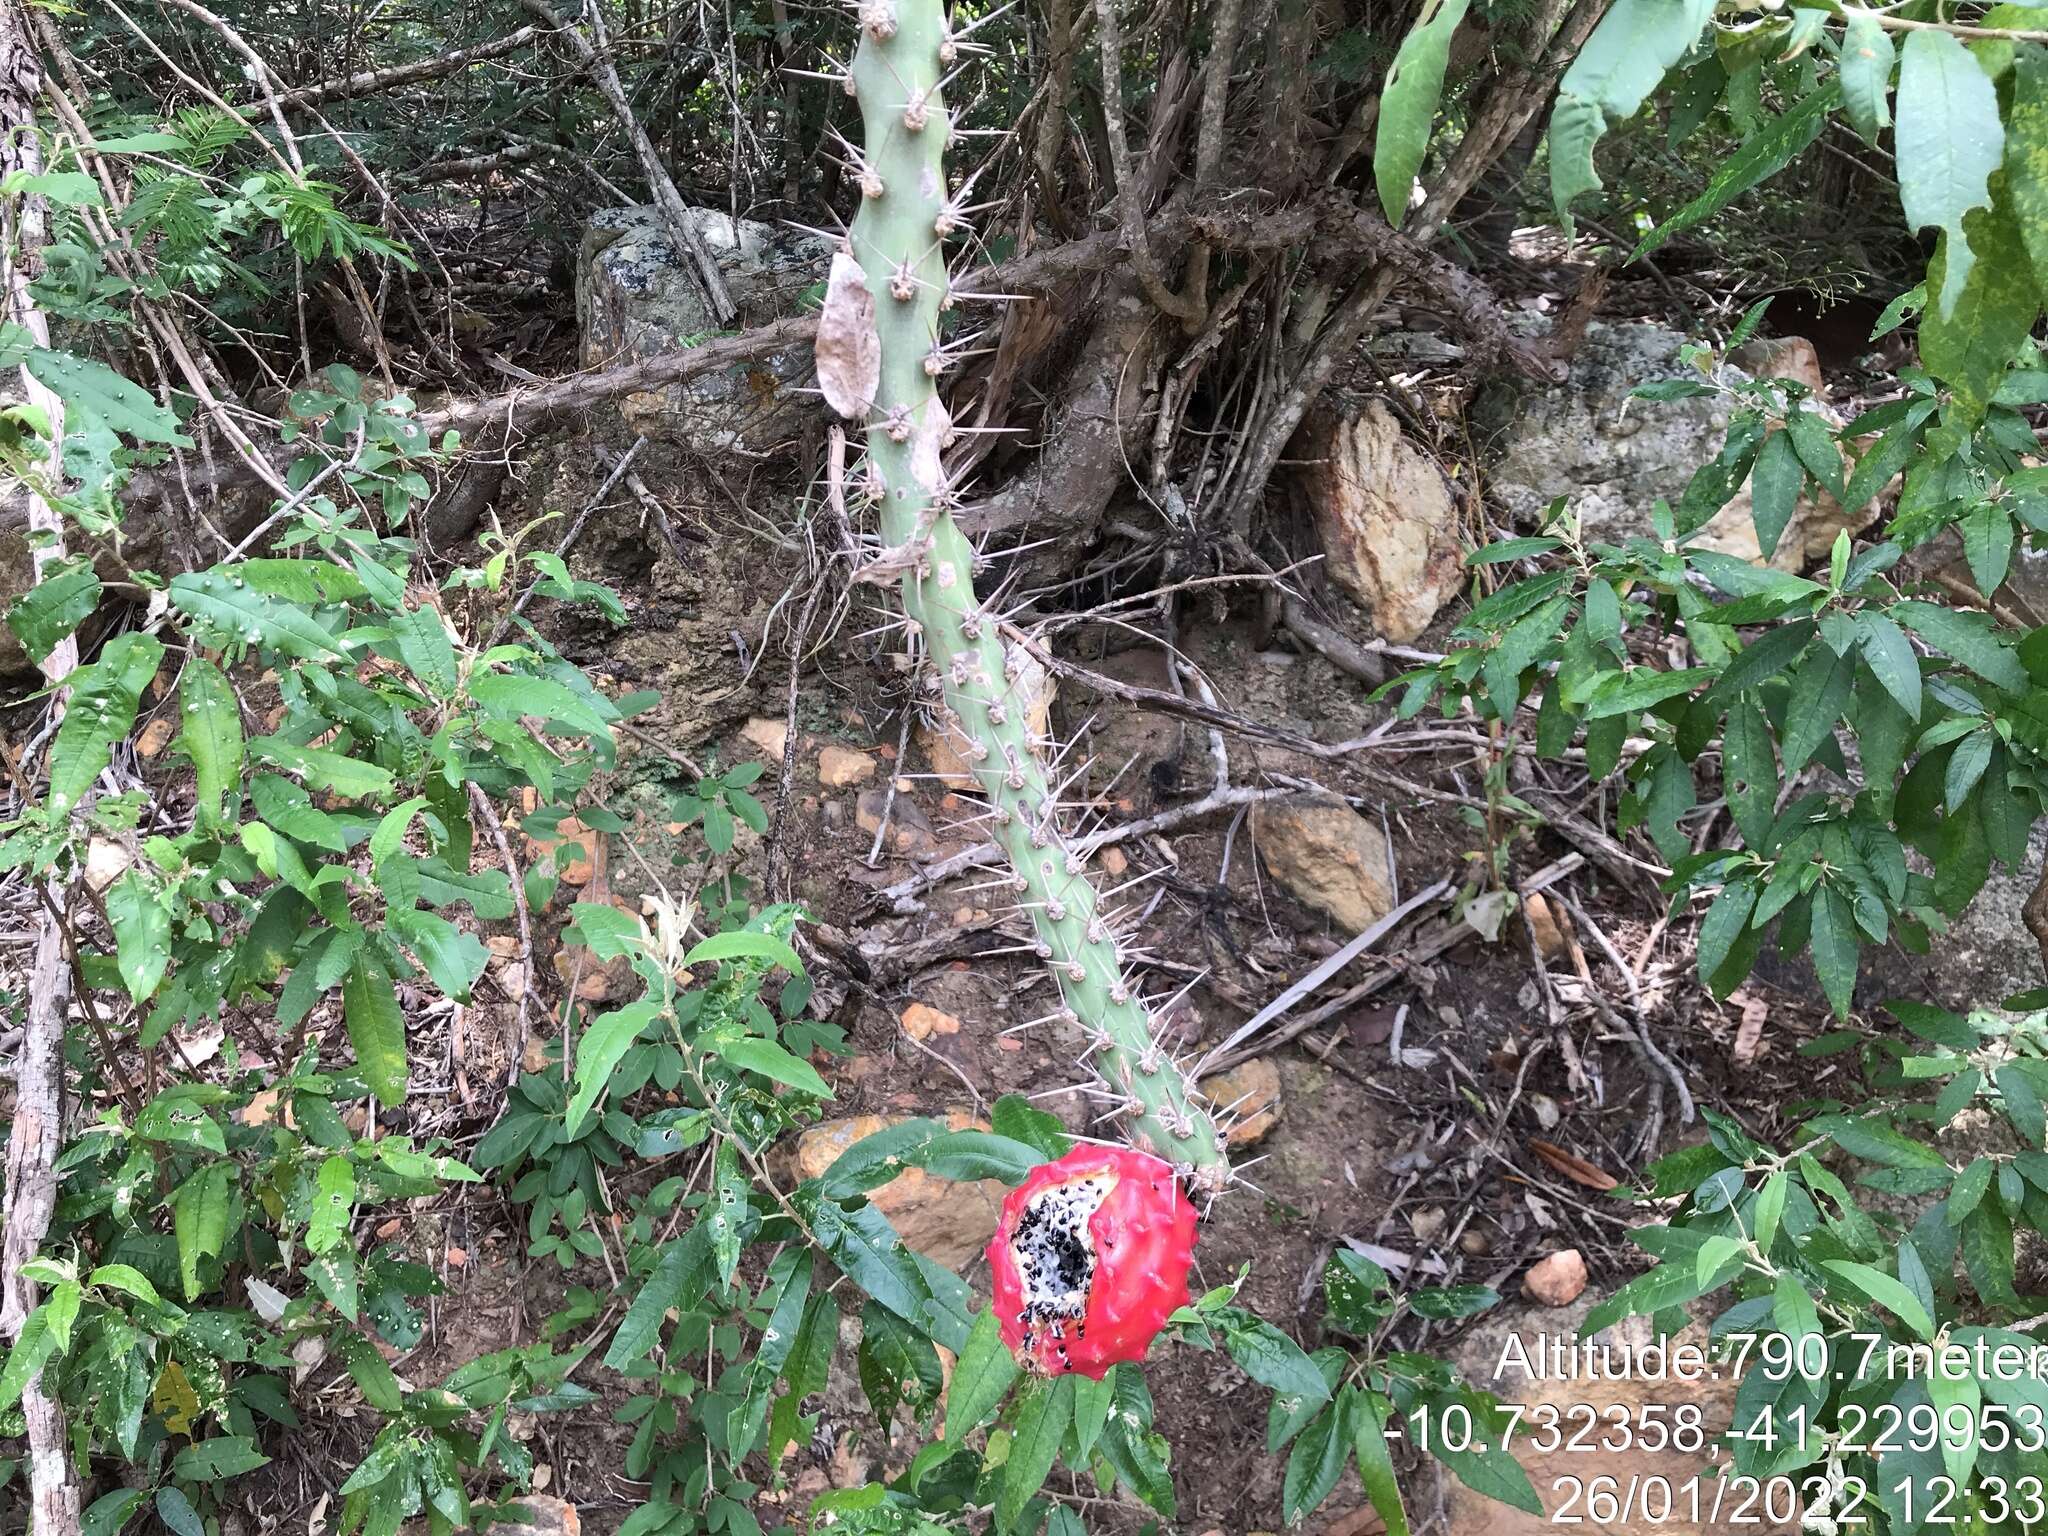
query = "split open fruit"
xmin=985 ymin=1144 xmax=1197 ymax=1378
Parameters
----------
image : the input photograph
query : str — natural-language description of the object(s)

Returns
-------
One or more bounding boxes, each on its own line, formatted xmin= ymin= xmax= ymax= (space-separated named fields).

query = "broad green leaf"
xmin=1779 ymin=644 xmax=1852 ymax=774
xmin=1809 ymin=887 xmax=1860 ymax=1019
xmin=1856 ymin=611 xmax=1922 ymax=721
xmin=167 ymin=1435 xmax=269 ymax=1480
xmin=309 ymin=1155 xmax=354 ymax=1255
xmin=2005 ymin=48 xmax=2048 ymax=312
xmin=1961 ymin=502 xmax=2016 ymax=597
xmin=171 ymin=1163 xmax=232 ymax=1302
xmin=177 ymin=658 xmax=243 ymax=829
xmin=106 ymin=869 xmax=169 ymax=1003
xmin=1896 ymin=30 xmax=2003 ymax=316
xmin=1415 ymin=1385 xmax=1543 ymax=1515
xmin=5 ymin=557 xmax=99 ymax=666
xmin=24 ymin=348 xmax=184 ymax=442
xmin=1841 ymin=12 xmax=1895 ymax=146
xmin=1633 ymin=82 xmax=1836 ymax=261
xmin=942 ymin=1308 xmax=1018 ymax=1445
xmin=251 ymin=736 xmax=397 ymax=799
xmin=1823 ymin=1259 xmax=1935 ymax=1338
xmin=1749 ymin=425 xmax=1803 ymax=560
xmin=716 ymin=1035 xmax=832 ymax=1097
xmin=1921 ymin=187 xmax=2041 ymax=427
xmin=1893 ymin=600 xmax=2028 ymax=690
xmin=563 ymin=997 xmax=659 ymax=1137
xmin=168 ymin=570 xmax=350 ymax=661
xmin=1550 ymin=0 xmax=1714 ymax=224
xmin=342 ymin=954 xmax=408 ymax=1106
xmin=603 ymin=1226 xmax=711 ymax=1369
xmin=1374 ymin=0 xmax=1472 ymax=226
xmin=1282 ymin=1390 xmax=1358 ymax=1524
xmin=683 ymin=928 xmax=805 ymax=976
xmin=468 ymin=671 xmax=611 ymax=738
xmin=998 ymin=1376 xmax=1073 ymax=1532
xmin=1221 ymin=1310 xmax=1332 ymax=1409
xmin=1548 ymin=92 xmax=1606 ymax=226
xmin=1722 ymin=694 xmax=1778 ymax=848
xmin=48 ymin=632 xmax=163 ymax=814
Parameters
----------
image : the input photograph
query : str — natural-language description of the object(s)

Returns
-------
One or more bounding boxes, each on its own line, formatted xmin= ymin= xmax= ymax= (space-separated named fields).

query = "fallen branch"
xmin=266 ymin=25 xmax=545 ymax=110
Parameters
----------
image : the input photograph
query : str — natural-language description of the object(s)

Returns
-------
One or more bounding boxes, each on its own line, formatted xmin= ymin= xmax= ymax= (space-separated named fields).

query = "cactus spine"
xmin=839 ymin=0 xmax=1227 ymax=1186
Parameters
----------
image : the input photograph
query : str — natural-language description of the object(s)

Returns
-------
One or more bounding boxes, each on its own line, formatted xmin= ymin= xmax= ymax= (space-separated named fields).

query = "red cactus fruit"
xmin=985 ymin=1144 xmax=1197 ymax=1379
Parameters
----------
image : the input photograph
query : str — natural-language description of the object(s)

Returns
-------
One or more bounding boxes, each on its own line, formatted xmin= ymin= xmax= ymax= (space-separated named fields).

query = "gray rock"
xmin=1857 ymin=827 xmax=2047 ymax=1013
xmin=576 ymin=206 xmax=831 ymax=448
xmin=1476 ymin=319 xmax=1788 ymax=566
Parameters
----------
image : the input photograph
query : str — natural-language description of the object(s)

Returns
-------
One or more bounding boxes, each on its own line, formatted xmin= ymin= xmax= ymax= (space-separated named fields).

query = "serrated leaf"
xmin=1894 ymin=600 xmax=2028 ymax=690
xmin=942 ymin=1308 xmax=1018 ymax=1445
xmin=998 ymin=1376 xmax=1073 ymax=1532
xmin=1823 ymin=1258 xmax=1935 ymax=1338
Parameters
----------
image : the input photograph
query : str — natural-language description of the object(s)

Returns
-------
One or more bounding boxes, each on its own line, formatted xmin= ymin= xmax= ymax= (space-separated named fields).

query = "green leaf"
xmin=309 ymin=1155 xmax=355 ymax=1255
xmin=1221 ymin=1311 xmax=1333 ymax=1409
xmin=567 ymin=901 xmax=644 ymax=960
xmin=603 ymin=1226 xmax=710 ymax=1369
xmin=1374 ymin=0 xmax=1472 ymax=226
xmin=1353 ymin=1392 xmax=1411 ymax=1536
xmin=1896 ymin=29 xmax=2004 ymax=317
xmin=170 ymin=1163 xmax=231 ymax=1302
xmin=1722 ymin=695 xmax=1778 ymax=848
xmin=1809 ymin=887 xmax=1860 ymax=1019
xmin=564 ymin=998 xmax=658 ymax=1137
xmin=24 ymin=349 xmax=184 ymax=442
xmin=2009 ymin=48 xmax=2048 ymax=313
xmin=1822 ymin=1259 xmax=1935 ymax=1338
xmin=999 ymin=1377 xmax=1073 ymax=1532
xmin=0 ymin=1310 xmax=56 ymax=1413
xmin=154 ymin=1489 xmax=203 ymax=1536
xmin=943 ymin=1308 xmax=1018 ymax=1445
xmin=168 ymin=1436 xmax=269 ymax=1480
xmin=1779 ymin=644 xmax=1853 ymax=774
xmin=716 ymin=1035 xmax=831 ymax=1098
xmin=468 ymin=671 xmax=612 ymax=738
xmin=342 ymin=954 xmax=408 ymax=1107
xmin=1857 ymin=611 xmax=1922 ymax=721
xmin=1893 ymin=601 xmax=2027 ymax=690
xmin=1548 ymin=92 xmax=1606 ymax=226
xmin=911 ymin=1130 xmax=1043 ymax=1185
xmin=48 ymin=632 xmax=163 ymax=814
xmin=5 ymin=557 xmax=99 ymax=666
xmin=991 ymin=1094 xmax=1072 ymax=1159
xmin=683 ymin=928 xmax=805 ymax=976
xmin=251 ymin=736 xmax=397 ymax=799
xmin=106 ymin=870 xmax=169 ymax=1003
xmin=1922 ymin=188 xmax=2041 ymax=427
xmin=1841 ymin=11 xmax=1895 ymax=146
xmin=1549 ymin=0 xmax=1714 ymax=223
xmin=2000 ymin=1063 xmax=2046 ymax=1149
xmin=813 ymin=1199 xmax=932 ymax=1325
xmin=1949 ymin=1157 xmax=1994 ymax=1225
xmin=178 ymin=658 xmax=243 ymax=829
xmin=1749 ymin=425 xmax=1804 ymax=561
xmin=1632 ymin=82 xmax=1836 ymax=261
xmin=168 ymin=570 xmax=350 ymax=662
xmin=1415 ymin=1385 xmax=1543 ymax=1515
xmin=1283 ymin=1390 xmax=1358 ymax=1524
xmin=1961 ymin=502 xmax=2016 ymax=597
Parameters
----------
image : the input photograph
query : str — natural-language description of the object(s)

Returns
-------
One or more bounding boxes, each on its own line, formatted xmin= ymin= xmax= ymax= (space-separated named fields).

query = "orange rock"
xmin=1098 ymin=846 xmax=1128 ymax=877
xmin=792 ymin=1112 xmax=1004 ymax=1269
xmin=819 ymin=745 xmax=877 ymax=787
xmin=1522 ymin=1249 xmax=1588 ymax=1307
xmin=901 ymin=1002 xmax=963 ymax=1040
xmin=137 ymin=716 xmax=175 ymax=758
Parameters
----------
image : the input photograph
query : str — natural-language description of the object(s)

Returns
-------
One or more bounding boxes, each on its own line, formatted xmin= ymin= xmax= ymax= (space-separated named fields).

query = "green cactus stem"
xmin=837 ymin=0 xmax=1227 ymax=1185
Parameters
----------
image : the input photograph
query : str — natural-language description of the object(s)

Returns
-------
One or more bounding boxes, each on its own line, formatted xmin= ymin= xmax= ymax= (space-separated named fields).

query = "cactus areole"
xmin=986 ymin=1146 xmax=1197 ymax=1378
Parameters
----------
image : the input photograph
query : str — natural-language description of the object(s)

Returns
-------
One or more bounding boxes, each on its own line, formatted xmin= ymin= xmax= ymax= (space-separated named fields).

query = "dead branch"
xmin=267 ymin=25 xmax=545 ymax=110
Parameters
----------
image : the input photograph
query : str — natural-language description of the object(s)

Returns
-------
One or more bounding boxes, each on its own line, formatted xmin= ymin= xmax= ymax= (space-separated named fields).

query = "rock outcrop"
xmin=577 ymin=206 xmax=830 ymax=447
